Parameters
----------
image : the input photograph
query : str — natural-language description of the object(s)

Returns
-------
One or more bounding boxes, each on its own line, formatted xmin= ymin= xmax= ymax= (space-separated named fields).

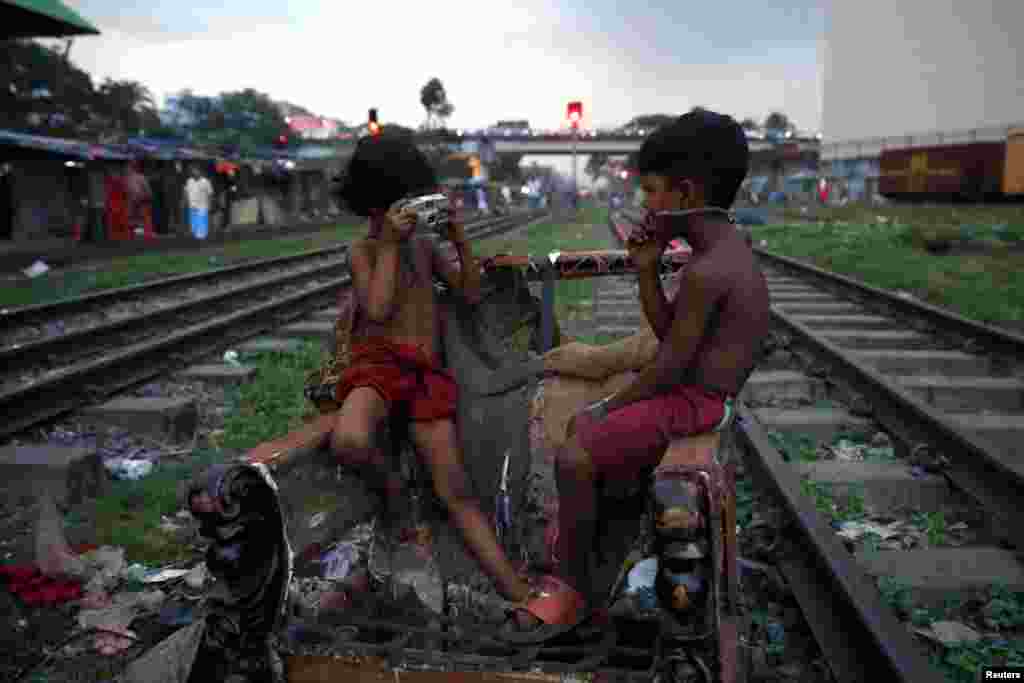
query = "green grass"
xmin=477 ymin=204 xmax=617 ymax=345
xmin=84 ymin=448 xmax=229 ymax=566
xmin=778 ymin=203 xmax=1024 ymax=231
xmin=220 ymin=341 xmax=329 ymax=451
xmin=1 ymin=221 xmax=365 ymax=310
xmin=85 ymin=341 xmax=329 ymax=566
xmin=751 ymin=218 xmax=1024 ymax=324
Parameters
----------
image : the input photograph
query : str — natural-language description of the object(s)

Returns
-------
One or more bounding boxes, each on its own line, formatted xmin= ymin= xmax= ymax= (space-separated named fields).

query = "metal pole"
xmin=571 ymin=127 xmax=578 ymax=214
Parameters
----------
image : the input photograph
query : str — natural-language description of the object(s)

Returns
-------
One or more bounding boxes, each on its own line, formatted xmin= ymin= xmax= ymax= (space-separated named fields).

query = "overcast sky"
xmin=59 ymin=0 xmax=826 ymax=133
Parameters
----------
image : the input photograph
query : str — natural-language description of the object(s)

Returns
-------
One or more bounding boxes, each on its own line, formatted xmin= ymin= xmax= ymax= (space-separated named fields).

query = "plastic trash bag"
xmin=35 ymin=493 xmax=86 ymax=579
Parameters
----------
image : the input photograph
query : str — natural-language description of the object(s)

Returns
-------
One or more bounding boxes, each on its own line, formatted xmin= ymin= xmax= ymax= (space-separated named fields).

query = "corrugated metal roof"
xmin=2 ymin=0 xmax=100 ymax=38
xmin=0 ymin=128 xmax=130 ymax=159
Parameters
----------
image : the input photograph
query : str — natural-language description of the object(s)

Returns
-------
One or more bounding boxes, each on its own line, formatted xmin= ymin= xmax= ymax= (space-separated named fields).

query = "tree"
xmin=763 ymin=111 xmax=791 ymax=133
xmin=489 ymin=152 xmax=525 ymax=183
xmin=0 ymin=39 xmax=98 ymax=138
xmin=622 ymin=114 xmax=675 ymax=132
xmin=168 ymin=88 xmax=290 ymax=152
xmin=95 ymin=78 xmax=160 ymax=139
xmin=420 ymin=77 xmax=454 ymax=130
xmin=739 ymin=117 xmax=759 ymax=131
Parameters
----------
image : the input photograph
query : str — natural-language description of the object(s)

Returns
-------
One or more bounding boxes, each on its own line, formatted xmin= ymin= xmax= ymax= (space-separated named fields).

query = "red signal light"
xmin=567 ymin=101 xmax=583 ymax=128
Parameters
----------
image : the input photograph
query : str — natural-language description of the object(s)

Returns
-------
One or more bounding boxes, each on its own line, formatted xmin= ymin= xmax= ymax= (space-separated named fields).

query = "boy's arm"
xmin=432 ymin=224 xmax=482 ymax=304
xmin=637 ymin=265 xmax=675 ymax=340
xmin=350 ymin=240 xmax=401 ymax=322
xmin=602 ymin=269 xmax=717 ymax=412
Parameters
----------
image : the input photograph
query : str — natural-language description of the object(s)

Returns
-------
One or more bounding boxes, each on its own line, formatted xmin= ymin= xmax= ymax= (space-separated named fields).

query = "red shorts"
xmin=573 ymin=385 xmax=726 ymax=478
xmin=334 ymin=339 xmax=457 ymax=421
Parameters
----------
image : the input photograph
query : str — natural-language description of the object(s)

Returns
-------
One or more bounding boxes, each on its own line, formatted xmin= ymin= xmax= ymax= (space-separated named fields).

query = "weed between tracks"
xmin=1 ymin=222 xmax=364 ymax=309
xmin=877 ymin=577 xmax=1024 ymax=682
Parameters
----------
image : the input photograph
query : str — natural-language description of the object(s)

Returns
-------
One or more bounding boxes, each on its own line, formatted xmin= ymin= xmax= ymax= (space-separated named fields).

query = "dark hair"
xmin=336 ymin=134 xmax=437 ymax=217
xmin=635 ymin=109 xmax=749 ymax=209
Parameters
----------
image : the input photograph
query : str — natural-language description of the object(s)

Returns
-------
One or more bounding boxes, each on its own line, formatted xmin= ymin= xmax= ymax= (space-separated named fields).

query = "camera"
xmin=391 ymin=193 xmax=452 ymax=236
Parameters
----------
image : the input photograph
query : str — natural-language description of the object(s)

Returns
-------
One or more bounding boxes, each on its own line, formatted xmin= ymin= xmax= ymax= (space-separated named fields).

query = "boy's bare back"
xmin=673 ymin=229 xmax=770 ymax=396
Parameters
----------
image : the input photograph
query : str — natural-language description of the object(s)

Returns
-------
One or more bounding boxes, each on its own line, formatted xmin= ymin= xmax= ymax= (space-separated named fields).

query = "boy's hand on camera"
xmin=444 ymin=220 xmax=467 ymax=244
xmin=627 ymin=230 xmax=667 ymax=269
xmin=381 ymin=207 xmax=416 ymax=243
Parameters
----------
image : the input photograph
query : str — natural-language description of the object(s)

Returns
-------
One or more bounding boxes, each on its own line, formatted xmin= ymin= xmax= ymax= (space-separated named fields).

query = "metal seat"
xmin=652 ymin=415 xmax=742 ymax=683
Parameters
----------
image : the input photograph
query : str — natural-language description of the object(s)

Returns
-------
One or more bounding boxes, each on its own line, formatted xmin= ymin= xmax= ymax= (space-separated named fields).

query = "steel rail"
xmin=0 ymin=213 xmax=538 ymax=369
xmin=753 ymin=248 xmax=1024 ymax=357
xmin=0 ymin=213 xmax=531 ymax=327
xmin=0 ymin=212 xmax=547 ymax=439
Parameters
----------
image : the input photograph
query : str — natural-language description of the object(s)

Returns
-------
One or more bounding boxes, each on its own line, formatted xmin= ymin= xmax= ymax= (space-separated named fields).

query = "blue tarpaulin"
xmin=0 ymin=128 xmax=132 ymax=160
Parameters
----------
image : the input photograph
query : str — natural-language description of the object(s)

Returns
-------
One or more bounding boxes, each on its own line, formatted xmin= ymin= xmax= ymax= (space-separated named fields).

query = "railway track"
xmin=0 ymin=210 xmax=547 ymax=440
xmin=10 ymin=208 xmax=1022 ymax=682
xmin=608 ymin=209 xmax=1024 ymax=681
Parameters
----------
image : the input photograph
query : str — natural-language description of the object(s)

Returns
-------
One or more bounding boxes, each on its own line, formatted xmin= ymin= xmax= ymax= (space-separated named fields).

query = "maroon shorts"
xmin=572 ymin=385 xmax=726 ymax=478
xmin=334 ymin=339 xmax=458 ymax=421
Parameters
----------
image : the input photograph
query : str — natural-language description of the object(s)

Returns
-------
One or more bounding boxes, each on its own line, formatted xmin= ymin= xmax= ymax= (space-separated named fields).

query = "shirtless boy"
xmin=511 ymin=109 xmax=771 ymax=638
xmin=330 ymin=135 xmax=531 ymax=606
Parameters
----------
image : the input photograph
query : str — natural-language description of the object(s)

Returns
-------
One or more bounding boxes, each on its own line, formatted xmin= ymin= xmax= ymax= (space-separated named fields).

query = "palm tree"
xmin=96 ymin=78 xmax=159 ymax=139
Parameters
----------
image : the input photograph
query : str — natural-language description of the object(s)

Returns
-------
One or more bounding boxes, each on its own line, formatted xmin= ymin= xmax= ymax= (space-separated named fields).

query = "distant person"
xmin=105 ymin=165 xmax=131 ymax=241
xmin=1 ymin=164 xmax=14 ymax=240
xmin=185 ymin=166 xmax=214 ymax=240
xmin=476 ymin=186 xmax=489 ymax=214
xmin=124 ymin=161 xmax=155 ymax=240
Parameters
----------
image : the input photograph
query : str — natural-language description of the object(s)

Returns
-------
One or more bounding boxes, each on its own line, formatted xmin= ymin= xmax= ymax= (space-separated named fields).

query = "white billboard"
xmin=822 ymin=0 xmax=1024 ymax=144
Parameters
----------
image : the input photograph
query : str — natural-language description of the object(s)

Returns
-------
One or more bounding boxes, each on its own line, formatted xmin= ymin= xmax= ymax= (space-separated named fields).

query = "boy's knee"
xmin=434 ymin=470 xmax=475 ymax=510
xmin=330 ymin=427 xmax=374 ymax=464
xmin=555 ymin=439 xmax=594 ymax=478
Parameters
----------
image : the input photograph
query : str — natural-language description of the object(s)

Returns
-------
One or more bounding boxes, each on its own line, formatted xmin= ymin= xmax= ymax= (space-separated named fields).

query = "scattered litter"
xmin=317 ymin=590 xmax=351 ymax=612
xmin=79 ymin=546 xmax=127 ymax=593
xmin=94 ymin=626 xmax=138 ymax=656
xmin=80 ymin=590 xmax=112 ymax=609
xmin=836 ymin=520 xmax=905 ymax=541
xmin=79 ymin=589 xmax=166 ymax=636
xmin=625 ymin=557 xmax=659 ymax=594
xmin=896 ymin=290 xmax=915 ymax=300
xmin=159 ymin=516 xmax=183 ymax=534
xmin=35 ymin=493 xmax=87 ymax=578
xmin=875 ymin=216 xmax=889 ymax=224
xmin=23 ymin=259 xmax=50 ymax=278
xmin=914 ymin=620 xmax=981 ymax=646
xmin=390 ymin=544 xmax=444 ymax=614
xmin=157 ymin=601 xmax=197 ymax=627
xmin=143 ymin=567 xmax=192 ymax=584
xmin=322 ymin=543 xmax=358 ymax=581
xmin=184 ymin=563 xmax=207 ymax=590
xmin=0 ymin=563 xmax=83 ymax=605
xmin=308 ymin=512 xmax=326 ymax=529
xmin=765 ymin=620 xmax=786 ymax=645
xmin=105 ymin=458 xmax=154 ymax=481
xmin=122 ymin=563 xmax=149 ymax=584
xmin=829 ymin=439 xmax=864 ymax=461
xmin=223 ymin=350 xmax=241 ymax=367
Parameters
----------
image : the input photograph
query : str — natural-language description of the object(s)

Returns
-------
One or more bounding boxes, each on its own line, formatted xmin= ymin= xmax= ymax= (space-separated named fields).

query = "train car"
xmin=879 ymin=128 xmax=1024 ymax=201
